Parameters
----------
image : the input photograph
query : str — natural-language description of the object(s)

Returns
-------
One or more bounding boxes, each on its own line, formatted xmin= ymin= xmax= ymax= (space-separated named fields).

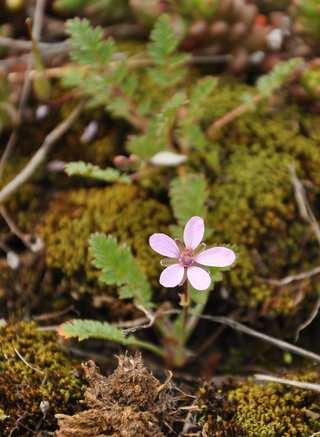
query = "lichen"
xmin=229 ymin=371 xmax=320 ymax=436
xmin=0 ymin=321 xmax=84 ymax=435
xmin=38 ymin=184 xmax=172 ymax=293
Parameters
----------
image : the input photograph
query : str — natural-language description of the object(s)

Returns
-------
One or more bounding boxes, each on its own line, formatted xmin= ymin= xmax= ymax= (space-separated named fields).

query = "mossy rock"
xmin=0 ymin=321 xmax=84 ymax=435
xmin=229 ymin=371 xmax=320 ymax=436
xmin=38 ymin=184 xmax=172 ymax=295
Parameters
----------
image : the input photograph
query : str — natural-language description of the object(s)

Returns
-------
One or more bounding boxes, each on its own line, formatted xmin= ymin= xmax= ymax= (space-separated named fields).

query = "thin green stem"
xmin=132 ymin=339 xmax=165 ymax=357
xmin=182 ymin=282 xmax=190 ymax=332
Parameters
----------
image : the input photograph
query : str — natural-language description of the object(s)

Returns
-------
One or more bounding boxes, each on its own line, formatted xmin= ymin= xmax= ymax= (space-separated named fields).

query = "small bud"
xmin=113 ymin=155 xmax=129 ymax=169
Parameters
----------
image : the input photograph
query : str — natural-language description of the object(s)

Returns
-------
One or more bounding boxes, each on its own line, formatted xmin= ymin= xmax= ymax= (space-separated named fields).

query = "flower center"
xmin=179 ymin=249 xmax=194 ymax=267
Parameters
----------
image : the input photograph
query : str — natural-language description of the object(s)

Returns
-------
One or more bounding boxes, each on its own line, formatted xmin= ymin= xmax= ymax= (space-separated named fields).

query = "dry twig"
xmin=254 ymin=373 xmax=320 ymax=393
xmin=0 ymin=0 xmax=47 ymax=180
xmin=0 ymin=102 xmax=83 ymax=204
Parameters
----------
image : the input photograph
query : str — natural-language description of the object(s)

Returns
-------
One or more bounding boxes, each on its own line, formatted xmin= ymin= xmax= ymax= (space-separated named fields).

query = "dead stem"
xmin=0 ymin=0 xmax=47 ymax=181
xmin=206 ymin=94 xmax=263 ymax=138
xmin=14 ymin=347 xmax=44 ymax=374
xmin=0 ymin=102 xmax=83 ymax=204
xmin=261 ymin=265 xmax=320 ymax=286
xmin=290 ymin=164 xmax=320 ymax=245
xmin=254 ymin=374 xmax=320 ymax=393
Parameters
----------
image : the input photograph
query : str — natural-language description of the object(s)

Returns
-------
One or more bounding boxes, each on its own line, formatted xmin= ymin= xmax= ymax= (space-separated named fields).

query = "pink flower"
xmin=149 ymin=216 xmax=236 ymax=291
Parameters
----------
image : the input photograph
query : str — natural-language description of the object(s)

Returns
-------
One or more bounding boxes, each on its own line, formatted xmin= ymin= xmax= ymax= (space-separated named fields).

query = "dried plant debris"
xmin=56 ymin=353 xmax=176 ymax=437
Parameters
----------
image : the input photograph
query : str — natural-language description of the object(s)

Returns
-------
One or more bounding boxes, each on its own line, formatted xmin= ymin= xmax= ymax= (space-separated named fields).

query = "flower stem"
xmin=132 ymin=339 xmax=165 ymax=357
xmin=181 ymin=281 xmax=190 ymax=332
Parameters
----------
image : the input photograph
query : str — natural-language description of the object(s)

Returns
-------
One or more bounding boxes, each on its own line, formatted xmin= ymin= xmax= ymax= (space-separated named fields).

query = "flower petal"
xmin=187 ymin=266 xmax=211 ymax=291
xmin=195 ymin=247 xmax=236 ymax=267
xmin=160 ymin=264 xmax=185 ymax=287
xmin=183 ymin=216 xmax=204 ymax=249
xmin=149 ymin=233 xmax=180 ymax=258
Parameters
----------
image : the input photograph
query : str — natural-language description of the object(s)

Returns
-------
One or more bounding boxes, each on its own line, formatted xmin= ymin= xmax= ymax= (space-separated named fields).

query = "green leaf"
xmin=66 ymin=18 xmax=115 ymax=66
xmin=189 ymin=77 xmax=218 ymax=115
xmin=256 ymin=58 xmax=303 ymax=98
xmin=65 ymin=161 xmax=130 ymax=183
xmin=127 ymin=93 xmax=187 ymax=159
xmin=155 ymin=91 xmax=187 ymax=139
xmin=89 ymin=234 xmax=152 ymax=307
xmin=169 ymin=174 xmax=208 ymax=229
xmin=148 ymin=14 xmax=181 ymax=64
xmin=58 ymin=319 xmax=164 ymax=356
xmin=59 ymin=319 xmax=132 ymax=342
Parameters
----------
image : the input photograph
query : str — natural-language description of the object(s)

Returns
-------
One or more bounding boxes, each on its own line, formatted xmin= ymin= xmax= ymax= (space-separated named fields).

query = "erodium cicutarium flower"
xmin=149 ymin=216 xmax=236 ymax=291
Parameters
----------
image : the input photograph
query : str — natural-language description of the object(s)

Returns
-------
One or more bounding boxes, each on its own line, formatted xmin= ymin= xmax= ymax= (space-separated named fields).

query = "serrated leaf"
xmin=65 ymin=161 xmax=130 ymax=183
xmin=89 ymin=234 xmax=152 ymax=307
xmin=66 ymin=18 xmax=115 ymax=67
xmin=58 ymin=318 xmax=164 ymax=357
xmin=256 ymin=58 xmax=303 ymax=98
xmin=148 ymin=14 xmax=181 ymax=64
xmin=58 ymin=319 xmax=131 ymax=342
xmin=189 ymin=77 xmax=218 ymax=114
xmin=169 ymin=174 xmax=208 ymax=228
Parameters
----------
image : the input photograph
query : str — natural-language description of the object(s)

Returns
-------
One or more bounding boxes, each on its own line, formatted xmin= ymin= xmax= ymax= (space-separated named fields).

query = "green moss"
xmin=229 ymin=371 xmax=320 ymax=436
xmin=199 ymin=83 xmax=320 ymax=313
xmin=0 ymin=321 xmax=84 ymax=435
xmin=39 ymin=184 xmax=172 ymax=292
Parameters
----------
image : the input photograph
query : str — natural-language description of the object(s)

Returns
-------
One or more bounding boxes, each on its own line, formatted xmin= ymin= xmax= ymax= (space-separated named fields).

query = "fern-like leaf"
xmin=256 ymin=58 xmax=303 ymax=98
xmin=148 ymin=14 xmax=181 ymax=64
xmin=66 ymin=18 xmax=115 ymax=66
xmin=170 ymin=174 xmax=208 ymax=229
xmin=58 ymin=319 xmax=163 ymax=356
xmin=65 ymin=161 xmax=130 ymax=183
xmin=58 ymin=319 xmax=131 ymax=342
xmin=89 ymin=234 xmax=152 ymax=307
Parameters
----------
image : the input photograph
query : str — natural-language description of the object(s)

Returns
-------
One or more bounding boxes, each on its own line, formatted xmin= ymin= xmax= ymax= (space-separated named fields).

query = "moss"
xmin=38 ymin=184 xmax=172 ymax=293
xmin=197 ymin=82 xmax=320 ymax=313
xmin=195 ymin=381 xmax=242 ymax=436
xmin=229 ymin=371 xmax=320 ymax=436
xmin=0 ymin=321 xmax=84 ymax=435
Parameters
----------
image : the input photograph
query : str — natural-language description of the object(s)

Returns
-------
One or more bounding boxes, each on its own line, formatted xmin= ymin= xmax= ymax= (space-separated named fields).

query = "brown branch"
xmin=0 ymin=0 xmax=47 ymax=181
xmin=254 ymin=374 xmax=320 ymax=393
xmin=207 ymin=94 xmax=263 ymax=138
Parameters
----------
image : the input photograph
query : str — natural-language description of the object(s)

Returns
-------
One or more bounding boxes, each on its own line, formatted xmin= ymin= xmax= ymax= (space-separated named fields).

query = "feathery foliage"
xmin=66 ymin=18 xmax=115 ymax=66
xmin=256 ymin=58 xmax=303 ymax=98
xmin=65 ymin=161 xmax=130 ymax=183
xmin=59 ymin=319 xmax=133 ymax=342
xmin=58 ymin=319 xmax=163 ymax=355
xmin=169 ymin=174 xmax=208 ymax=235
xmin=148 ymin=14 xmax=181 ymax=64
xmin=89 ymin=233 xmax=152 ymax=307
xmin=147 ymin=14 xmax=190 ymax=87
